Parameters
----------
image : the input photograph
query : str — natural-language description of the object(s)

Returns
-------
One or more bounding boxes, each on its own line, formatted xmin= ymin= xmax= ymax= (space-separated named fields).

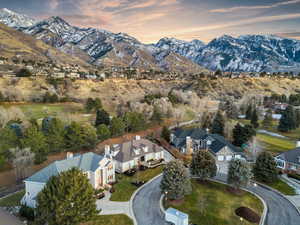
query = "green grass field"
xmin=165 ymin=180 xmax=263 ymax=225
xmin=110 ymin=166 xmax=163 ymax=202
xmin=267 ymin=179 xmax=296 ymax=195
xmin=84 ymin=215 xmax=133 ymax=225
xmin=1 ymin=102 xmax=93 ymax=122
xmin=0 ymin=190 xmax=25 ymax=207
xmin=256 ymin=133 xmax=295 ymax=154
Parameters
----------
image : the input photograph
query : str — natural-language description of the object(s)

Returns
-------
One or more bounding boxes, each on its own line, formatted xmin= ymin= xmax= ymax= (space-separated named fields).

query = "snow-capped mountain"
xmin=0 ymin=8 xmax=300 ymax=73
xmin=18 ymin=15 xmax=205 ymax=73
xmin=155 ymin=35 xmax=300 ymax=72
xmin=0 ymin=8 xmax=37 ymax=28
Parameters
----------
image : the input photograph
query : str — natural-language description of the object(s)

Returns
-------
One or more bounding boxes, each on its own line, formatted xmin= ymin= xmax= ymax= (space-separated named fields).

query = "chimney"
xmin=186 ymin=136 xmax=193 ymax=154
xmin=104 ymin=145 xmax=110 ymax=156
xmin=135 ymin=135 xmax=141 ymax=141
xmin=67 ymin=152 xmax=73 ymax=159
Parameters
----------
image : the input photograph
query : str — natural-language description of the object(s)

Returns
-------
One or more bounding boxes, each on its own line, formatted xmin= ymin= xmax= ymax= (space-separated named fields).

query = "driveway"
xmin=96 ymin=191 xmax=132 ymax=218
xmin=132 ymin=173 xmax=300 ymax=225
xmin=0 ymin=209 xmax=23 ymax=225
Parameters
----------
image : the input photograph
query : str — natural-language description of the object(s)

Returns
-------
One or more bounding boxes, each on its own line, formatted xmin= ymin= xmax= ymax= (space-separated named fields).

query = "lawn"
xmin=256 ymin=133 xmax=295 ymax=154
xmin=0 ymin=190 xmax=25 ymax=207
xmin=265 ymin=179 xmax=296 ymax=195
xmin=83 ymin=215 xmax=133 ymax=225
xmin=165 ymin=180 xmax=264 ymax=225
xmin=110 ymin=166 xmax=163 ymax=202
xmin=2 ymin=102 xmax=90 ymax=121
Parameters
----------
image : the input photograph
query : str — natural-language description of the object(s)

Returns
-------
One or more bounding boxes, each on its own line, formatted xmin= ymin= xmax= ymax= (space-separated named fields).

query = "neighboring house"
xmin=21 ymin=152 xmax=115 ymax=208
xmin=170 ymin=128 xmax=243 ymax=162
xmin=275 ymin=147 xmax=300 ymax=174
xmin=105 ymin=136 xmax=164 ymax=173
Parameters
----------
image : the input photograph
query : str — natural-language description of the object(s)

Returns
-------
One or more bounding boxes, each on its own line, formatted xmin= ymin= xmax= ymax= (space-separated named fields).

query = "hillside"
xmin=1 ymin=77 xmax=300 ymax=111
xmin=0 ymin=23 xmax=91 ymax=68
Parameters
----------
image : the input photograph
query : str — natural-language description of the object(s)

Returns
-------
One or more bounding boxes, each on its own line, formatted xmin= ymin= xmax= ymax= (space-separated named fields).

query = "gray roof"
xmin=112 ymin=139 xmax=163 ymax=163
xmin=277 ymin=147 xmax=300 ymax=165
xmin=26 ymin=152 xmax=104 ymax=183
xmin=172 ymin=128 xmax=241 ymax=154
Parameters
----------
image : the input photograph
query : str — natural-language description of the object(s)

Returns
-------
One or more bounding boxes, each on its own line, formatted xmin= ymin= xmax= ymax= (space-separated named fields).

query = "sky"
xmin=1 ymin=0 xmax=300 ymax=43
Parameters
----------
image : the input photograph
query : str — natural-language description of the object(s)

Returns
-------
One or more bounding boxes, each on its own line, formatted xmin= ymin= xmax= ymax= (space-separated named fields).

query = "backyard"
xmin=165 ymin=180 xmax=264 ymax=225
xmin=110 ymin=166 xmax=163 ymax=202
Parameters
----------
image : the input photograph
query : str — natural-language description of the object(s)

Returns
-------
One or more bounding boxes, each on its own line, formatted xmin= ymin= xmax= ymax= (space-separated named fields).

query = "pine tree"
xmin=97 ymin=124 xmax=111 ymax=141
xmin=250 ymin=108 xmax=259 ymax=128
xmin=21 ymin=125 xmax=48 ymax=164
xmin=46 ymin=118 xmax=66 ymax=153
xmin=211 ymin=111 xmax=225 ymax=136
xmin=161 ymin=126 xmax=171 ymax=142
xmin=151 ymin=106 xmax=163 ymax=124
xmin=95 ymin=109 xmax=110 ymax=127
xmin=278 ymin=105 xmax=296 ymax=132
xmin=233 ymin=123 xmax=256 ymax=147
xmin=36 ymin=168 xmax=98 ymax=225
xmin=253 ymin=151 xmax=278 ymax=183
xmin=160 ymin=160 xmax=191 ymax=200
xmin=262 ymin=109 xmax=273 ymax=128
xmin=227 ymin=159 xmax=252 ymax=190
xmin=110 ymin=118 xmax=125 ymax=137
xmin=190 ymin=151 xmax=217 ymax=181
xmin=245 ymin=105 xmax=252 ymax=120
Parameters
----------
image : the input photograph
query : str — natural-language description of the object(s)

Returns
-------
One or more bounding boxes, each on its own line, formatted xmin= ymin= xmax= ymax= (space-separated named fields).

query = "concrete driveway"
xmin=0 ymin=209 xmax=23 ymax=225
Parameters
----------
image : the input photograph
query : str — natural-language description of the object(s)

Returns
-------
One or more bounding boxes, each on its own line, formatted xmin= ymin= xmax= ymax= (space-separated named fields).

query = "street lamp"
xmin=253 ymin=182 xmax=257 ymax=187
xmin=240 ymin=217 xmax=244 ymax=224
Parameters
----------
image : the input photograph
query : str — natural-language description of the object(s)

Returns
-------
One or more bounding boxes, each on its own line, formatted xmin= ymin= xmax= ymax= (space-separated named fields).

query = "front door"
xmin=141 ymin=156 xmax=145 ymax=162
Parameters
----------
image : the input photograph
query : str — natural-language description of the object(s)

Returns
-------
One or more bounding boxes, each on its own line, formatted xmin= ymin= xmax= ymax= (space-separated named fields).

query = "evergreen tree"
xmin=253 ymin=151 xmax=278 ymax=183
xmin=36 ymin=168 xmax=98 ymax=225
xmin=295 ymin=110 xmax=300 ymax=128
xmin=250 ymin=108 xmax=259 ymax=128
xmin=21 ymin=125 xmax=48 ymax=164
xmin=16 ymin=68 xmax=32 ymax=77
xmin=232 ymin=123 xmax=256 ymax=147
xmin=211 ymin=111 xmax=225 ymax=136
xmin=110 ymin=118 xmax=125 ymax=137
xmin=160 ymin=160 xmax=192 ymax=200
xmin=278 ymin=105 xmax=296 ymax=132
xmin=0 ymin=127 xmax=19 ymax=167
xmin=190 ymin=151 xmax=217 ymax=181
xmin=161 ymin=126 xmax=171 ymax=142
xmin=123 ymin=112 xmax=146 ymax=132
xmin=245 ymin=105 xmax=252 ymax=120
xmin=85 ymin=98 xmax=102 ymax=112
xmin=46 ymin=118 xmax=66 ymax=153
xmin=97 ymin=124 xmax=111 ymax=141
xmin=227 ymin=159 xmax=252 ymax=190
xmin=95 ymin=109 xmax=110 ymax=127
xmin=262 ymin=109 xmax=273 ymax=128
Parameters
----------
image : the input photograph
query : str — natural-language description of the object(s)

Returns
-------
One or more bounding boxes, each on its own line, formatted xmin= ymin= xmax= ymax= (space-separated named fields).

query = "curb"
xmin=129 ymin=173 xmax=163 ymax=225
xmin=209 ymin=178 xmax=267 ymax=225
xmin=255 ymin=179 xmax=300 ymax=216
xmin=159 ymin=194 xmax=165 ymax=215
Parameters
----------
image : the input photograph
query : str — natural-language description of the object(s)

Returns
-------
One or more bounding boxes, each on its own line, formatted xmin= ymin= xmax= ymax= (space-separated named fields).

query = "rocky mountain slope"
xmin=18 ymin=16 xmax=206 ymax=73
xmin=0 ymin=23 xmax=90 ymax=67
xmin=0 ymin=8 xmax=37 ymax=28
xmin=155 ymin=35 xmax=300 ymax=73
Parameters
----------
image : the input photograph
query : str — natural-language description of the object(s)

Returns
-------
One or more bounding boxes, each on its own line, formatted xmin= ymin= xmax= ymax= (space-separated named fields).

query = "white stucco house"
xmin=21 ymin=152 xmax=115 ymax=208
xmin=105 ymin=136 xmax=165 ymax=173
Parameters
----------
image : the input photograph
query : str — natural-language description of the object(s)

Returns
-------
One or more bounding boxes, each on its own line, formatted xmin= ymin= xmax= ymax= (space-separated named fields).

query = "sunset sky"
xmin=1 ymin=0 xmax=300 ymax=43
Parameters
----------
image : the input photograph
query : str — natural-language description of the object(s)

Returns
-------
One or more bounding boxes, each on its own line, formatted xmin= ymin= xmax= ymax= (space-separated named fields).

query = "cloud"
xmin=49 ymin=0 xmax=59 ymax=10
xmin=147 ymin=13 xmax=300 ymax=37
xmin=210 ymin=0 xmax=300 ymax=13
xmin=276 ymin=32 xmax=300 ymax=39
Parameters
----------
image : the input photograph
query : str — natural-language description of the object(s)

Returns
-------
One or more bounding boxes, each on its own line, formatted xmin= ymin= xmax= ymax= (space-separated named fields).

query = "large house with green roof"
xmin=21 ymin=152 xmax=115 ymax=208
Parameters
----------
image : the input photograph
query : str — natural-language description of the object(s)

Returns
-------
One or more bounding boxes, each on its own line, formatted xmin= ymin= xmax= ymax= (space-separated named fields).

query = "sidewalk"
xmin=0 ymin=208 xmax=23 ymax=225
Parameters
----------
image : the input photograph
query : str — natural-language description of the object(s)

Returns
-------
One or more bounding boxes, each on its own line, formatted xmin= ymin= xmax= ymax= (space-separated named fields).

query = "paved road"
xmin=0 ymin=209 xmax=23 ymax=225
xmin=133 ymin=173 xmax=300 ymax=225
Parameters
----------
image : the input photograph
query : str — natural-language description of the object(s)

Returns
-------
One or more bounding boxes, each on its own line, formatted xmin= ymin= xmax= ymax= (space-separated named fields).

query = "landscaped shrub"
xmin=19 ymin=205 xmax=35 ymax=221
xmin=288 ymin=173 xmax=300 ymax=181
xmin=235 ymin=207 xmax=260 ymax=223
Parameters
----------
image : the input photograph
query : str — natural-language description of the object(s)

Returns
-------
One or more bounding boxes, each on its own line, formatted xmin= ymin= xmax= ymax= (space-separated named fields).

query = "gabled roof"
xmin=172 ymin=128 xmax=241 ymax=154
xmin=276 ymin=147 xmax=300 ymax=165
xmin=25 ymin=152 xmax=104 ymax=183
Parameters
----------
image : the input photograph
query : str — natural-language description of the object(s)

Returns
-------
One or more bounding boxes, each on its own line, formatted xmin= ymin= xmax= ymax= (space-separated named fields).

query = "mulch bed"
xmin=235 ymin=207 xmax=261 ymax=223
xmin=167 ymin=198 xmax=184 ymax=206
xmin=226 ymin=186 xmax=245 ymax=196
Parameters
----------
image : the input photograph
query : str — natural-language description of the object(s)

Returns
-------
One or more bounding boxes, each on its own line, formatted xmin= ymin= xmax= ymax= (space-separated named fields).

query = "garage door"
xmin=218 ymin=156 xmax=224 ymax=161
xmin=226 ymin=156 xmax=232 ymax=161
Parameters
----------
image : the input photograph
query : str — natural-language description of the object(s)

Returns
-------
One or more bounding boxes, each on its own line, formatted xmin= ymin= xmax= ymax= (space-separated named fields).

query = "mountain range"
xmin=0 ymin=8 xmax=300 ymax=73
